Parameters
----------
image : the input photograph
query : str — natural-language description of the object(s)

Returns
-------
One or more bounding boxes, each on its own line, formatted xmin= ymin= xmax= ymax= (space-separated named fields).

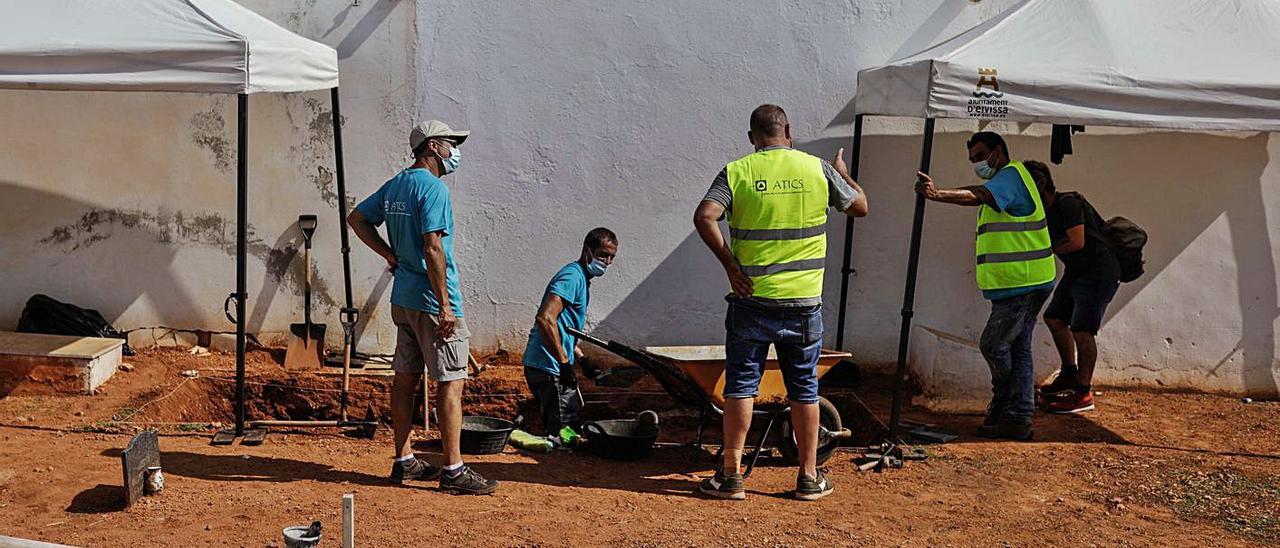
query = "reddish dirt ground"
xmin=1 ymin=348 xmax=1279 ymax=546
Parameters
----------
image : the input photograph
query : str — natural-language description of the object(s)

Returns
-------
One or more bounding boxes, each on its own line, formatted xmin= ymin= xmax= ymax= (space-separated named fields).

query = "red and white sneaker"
xmin=1047 ymin=391 xmax=1095 ymax=414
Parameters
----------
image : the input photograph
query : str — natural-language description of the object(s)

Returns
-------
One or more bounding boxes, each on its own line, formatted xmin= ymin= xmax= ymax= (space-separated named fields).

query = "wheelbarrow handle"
xmin=566 ymin=326 xmax=607 ymax=348
xmin=821 ymin=427 xmax=852 ymax=440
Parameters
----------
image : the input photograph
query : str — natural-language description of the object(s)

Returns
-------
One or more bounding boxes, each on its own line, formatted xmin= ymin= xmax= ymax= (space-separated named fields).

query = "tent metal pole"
xmin=834 ymin=114 xmax=864 ymax=351
xmin=235 ymin=93 xmax=248 ymax=437
xmin=888 ymin=117 xmax=935 ymax=442
xmin=330 ymin=87 xmax=355 ymax=310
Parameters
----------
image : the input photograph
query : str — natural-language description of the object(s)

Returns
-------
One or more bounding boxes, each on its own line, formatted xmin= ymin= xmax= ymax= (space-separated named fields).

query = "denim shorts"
xmin=1043 ymin=275 xmax=1119 ymax=334
xmin=723 ymin=300 xmax=822 ymax=404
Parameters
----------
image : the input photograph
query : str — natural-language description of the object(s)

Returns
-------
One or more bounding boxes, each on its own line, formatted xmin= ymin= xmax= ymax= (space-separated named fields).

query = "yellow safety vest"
xmin=975 ymin=161 xmax=1056 ymax=291
xmin=726 ymin=148 xmax=829 ymax=300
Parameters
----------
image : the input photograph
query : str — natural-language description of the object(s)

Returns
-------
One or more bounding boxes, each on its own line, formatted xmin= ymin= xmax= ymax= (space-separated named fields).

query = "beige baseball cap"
xmin=409 ymin=120 xmax=470 ymax=149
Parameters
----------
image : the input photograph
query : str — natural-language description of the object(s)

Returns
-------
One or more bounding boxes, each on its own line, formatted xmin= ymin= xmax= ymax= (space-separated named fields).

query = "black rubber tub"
xmin=460 ymin=415 xmax=519 ymax=455
xmin=583 ymin=411 xmax=659 ymax=460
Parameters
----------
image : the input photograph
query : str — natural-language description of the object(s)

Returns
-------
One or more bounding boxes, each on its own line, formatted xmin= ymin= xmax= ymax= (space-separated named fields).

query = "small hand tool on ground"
xmin=855 ymin=442 xmax=927 ymax=472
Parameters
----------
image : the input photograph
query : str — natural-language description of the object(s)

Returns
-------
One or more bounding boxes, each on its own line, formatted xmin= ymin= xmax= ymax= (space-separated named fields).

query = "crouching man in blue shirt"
xmin=522 ymin=228 xmax=618 ymax=446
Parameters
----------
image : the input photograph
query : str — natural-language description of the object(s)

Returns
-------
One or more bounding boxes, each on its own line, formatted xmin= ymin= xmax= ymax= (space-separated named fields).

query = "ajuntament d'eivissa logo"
xmin=967 ymin=67 xmax=1008 ymax=118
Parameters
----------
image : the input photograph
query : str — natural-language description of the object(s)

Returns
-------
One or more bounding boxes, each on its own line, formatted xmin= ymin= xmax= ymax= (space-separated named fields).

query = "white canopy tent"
xmin=0 ymin=0 xmax=337 ymax=93
xmin=854 ymin=0 xmax=1280 ymax=130
xmin=0 ymin=0 xmax=360 ymax=441
xmin=836 ymin=0 xmax=1280 ymax=440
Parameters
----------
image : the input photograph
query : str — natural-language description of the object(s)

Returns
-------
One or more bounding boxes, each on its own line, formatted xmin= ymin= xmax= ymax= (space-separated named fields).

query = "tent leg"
xmin=235 ymin=93 xmax=249 ymax=437
xmin=888 ymin=118 xmax=935 ymax=442
xmin=330 ymin=87 xmax=355 ymax=311
xmin=834 ymin=114 xmax=864 ymax=351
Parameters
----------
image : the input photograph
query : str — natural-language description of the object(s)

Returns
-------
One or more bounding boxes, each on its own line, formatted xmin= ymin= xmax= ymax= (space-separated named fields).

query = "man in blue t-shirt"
xmin=915 ymin=132 xmax=1054 ymax=441
xmin=347 ymin=119 xmax=497 ymax=495
xmin=522 ymin=227 xmax=618 ymax=445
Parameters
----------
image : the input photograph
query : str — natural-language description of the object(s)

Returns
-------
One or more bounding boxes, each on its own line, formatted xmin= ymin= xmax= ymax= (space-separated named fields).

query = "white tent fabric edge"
xmin=853 ymin=0 xmax=1280 ymax=132
xmin=0 ymin=0 xmax=338 ymax=94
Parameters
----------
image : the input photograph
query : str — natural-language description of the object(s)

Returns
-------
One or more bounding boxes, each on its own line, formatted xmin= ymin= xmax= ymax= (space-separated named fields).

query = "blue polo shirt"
xmin=354 ymin=168 xmax=464 ymax=316
xmin=981 ymin=166 xmax=1055 ymax=301
xmin=523 ymin=262 xmax=590 ymax=375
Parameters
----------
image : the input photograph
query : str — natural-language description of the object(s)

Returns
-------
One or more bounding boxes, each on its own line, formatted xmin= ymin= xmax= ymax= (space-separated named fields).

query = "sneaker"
xmin=390 ymin=458 xmax=441 ymax=484
xmin=1038 ymin=370 xmax=1077 ymax=397
xmin=1048 ymin=391 xmax=1095 ymax=414
xmin=795 ymin=470 xmax=835 ymax=501
xmin=698 ymin=471 xmax=745 ymax=500
xmin=977 ymin=419 xmax=1034 ymax=441
xmin=439 ymin=466 xmax=499 ymax=495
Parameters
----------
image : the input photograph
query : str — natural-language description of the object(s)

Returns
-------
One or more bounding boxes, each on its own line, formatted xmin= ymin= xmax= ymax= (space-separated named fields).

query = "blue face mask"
xmin=439 ymin=144 xmax=461 ymax=175
xmin=586 ymin=257 xmax=608 ymax=277
xmin=973 ymin=159 xmax=997 ymax=180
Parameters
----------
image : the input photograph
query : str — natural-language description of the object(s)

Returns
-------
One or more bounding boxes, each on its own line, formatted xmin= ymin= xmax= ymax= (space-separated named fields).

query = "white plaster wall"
xmin=414 ymin=0 xmax=1023 ymax=348
xmin=3 ymin=0 xmax=1277 ymax=398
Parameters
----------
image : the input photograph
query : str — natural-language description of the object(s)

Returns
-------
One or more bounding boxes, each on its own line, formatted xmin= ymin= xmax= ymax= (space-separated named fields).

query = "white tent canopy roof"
xmin=854 ymin=0 xmax=1280 ymax=131
xmin=0 ymin=0 xmax=338 ymax=94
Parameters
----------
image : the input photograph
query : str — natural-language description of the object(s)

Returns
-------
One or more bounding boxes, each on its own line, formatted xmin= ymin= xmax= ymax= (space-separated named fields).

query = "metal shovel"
xmin=285 ymin=215 xmax=327 ymax=370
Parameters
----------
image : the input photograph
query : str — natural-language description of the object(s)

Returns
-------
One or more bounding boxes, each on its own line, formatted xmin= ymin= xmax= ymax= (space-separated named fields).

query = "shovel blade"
xmin=285 ymin=323 xmax=327 ymax=370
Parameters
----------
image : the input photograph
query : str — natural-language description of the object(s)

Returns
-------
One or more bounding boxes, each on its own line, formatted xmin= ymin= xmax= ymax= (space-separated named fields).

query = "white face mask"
xmin=973 ymin=159 xmax=997 ymax=180
xmin=586 ymin=257 xmax=608 ymax=277
xmin=438 ymin=144 xmax=461 ymax=175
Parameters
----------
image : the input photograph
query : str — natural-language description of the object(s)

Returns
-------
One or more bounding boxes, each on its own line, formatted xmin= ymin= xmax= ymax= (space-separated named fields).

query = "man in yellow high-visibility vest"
xmin=915 ymin=131 xmax=1055 ymax=441
xmin=694 ymin=104 xmax=868 ymax=501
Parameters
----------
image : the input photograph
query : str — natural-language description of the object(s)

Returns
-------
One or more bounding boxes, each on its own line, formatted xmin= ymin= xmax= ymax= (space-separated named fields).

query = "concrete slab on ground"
xmin=0 ymin=331 xmax=123 ymax=395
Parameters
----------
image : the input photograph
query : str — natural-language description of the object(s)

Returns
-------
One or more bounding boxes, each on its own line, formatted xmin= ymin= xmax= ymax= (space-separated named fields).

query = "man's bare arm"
xmin=694 ymin=201 xmax=753 ymax=298
xmin=831 ymin=147 xmax=869 ymax=217
xmin=914 ymin=172 xmax=995 ymax=207
xmin=347 ymin=210 xmax=397 ymax=271
xmin=534 ymin=293 xmax=569 ymax=364
xmin=423 ymin=231 xmax=455 ymax=338
xmin=1054 ymin=225 xmax=1086 ymax=255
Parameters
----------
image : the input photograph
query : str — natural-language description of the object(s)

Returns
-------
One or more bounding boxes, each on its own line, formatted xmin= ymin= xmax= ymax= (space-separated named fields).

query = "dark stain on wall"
xmin=313 ymin=165 xmax=338 ymax=206
xmin=286 ymin=0 xmax=318 ymax=30
xmin=190 ymin=108 xmax=233 ymax=174
xmin=294 ymin=98 xmax=355 ymax=209
xmin=39 ymin=208 xmax=338 ymax=311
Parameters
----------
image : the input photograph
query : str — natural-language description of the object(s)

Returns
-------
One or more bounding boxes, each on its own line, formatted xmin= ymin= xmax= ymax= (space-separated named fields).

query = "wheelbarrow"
xmin=567 ymin=327 xmax=852 ymax=477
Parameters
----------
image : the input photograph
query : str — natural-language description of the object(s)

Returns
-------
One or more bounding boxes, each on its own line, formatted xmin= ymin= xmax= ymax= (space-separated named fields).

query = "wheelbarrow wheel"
xmin=777 ymin=396 xmax=842 ymax=466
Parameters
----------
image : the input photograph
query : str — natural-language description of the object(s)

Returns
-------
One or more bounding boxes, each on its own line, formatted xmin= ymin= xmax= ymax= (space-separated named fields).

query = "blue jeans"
xmin=980 ymin=289 xmax=1051 ymax=424
xmin=724 ymin=300 xmax=822 ymax=404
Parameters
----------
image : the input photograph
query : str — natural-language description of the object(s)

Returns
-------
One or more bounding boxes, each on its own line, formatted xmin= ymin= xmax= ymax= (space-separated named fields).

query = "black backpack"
xmin=1061 ymin=192 xmax=1148 ymax=283
xmin=16 ymin=294 xmax=135 ymax=355
xmin=1100 ymin=216 xmax=1148 ymax=283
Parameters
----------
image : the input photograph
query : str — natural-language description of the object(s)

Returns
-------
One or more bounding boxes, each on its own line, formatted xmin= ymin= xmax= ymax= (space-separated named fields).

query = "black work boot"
xmin=979 ymin=418 xmax=1034 ymax=441
xmin=982 ymin=401 xmax=1004 ymax=427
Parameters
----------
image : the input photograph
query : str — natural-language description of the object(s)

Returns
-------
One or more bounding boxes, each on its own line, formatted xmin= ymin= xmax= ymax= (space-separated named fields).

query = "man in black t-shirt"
xmin=1024 ymin=161 xmax=1120 ymax=414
